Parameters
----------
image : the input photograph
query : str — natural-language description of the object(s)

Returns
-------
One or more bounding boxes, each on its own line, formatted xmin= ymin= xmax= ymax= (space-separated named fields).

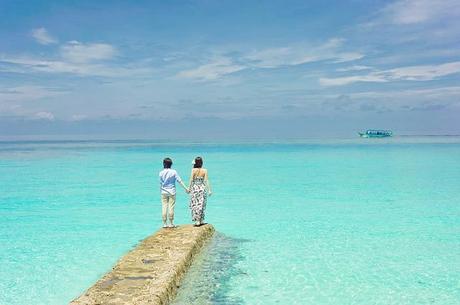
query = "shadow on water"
xmin=171 ymin=232 xmax=249 ymax=305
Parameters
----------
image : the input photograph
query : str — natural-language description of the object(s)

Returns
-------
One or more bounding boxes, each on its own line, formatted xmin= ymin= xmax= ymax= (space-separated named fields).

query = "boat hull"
xmin=359 ymin=131 xmax=392 ymax=138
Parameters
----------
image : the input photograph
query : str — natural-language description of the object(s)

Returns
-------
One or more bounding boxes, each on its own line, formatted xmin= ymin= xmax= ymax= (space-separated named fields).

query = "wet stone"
xmin=141 ymin=259 xmax=155 ymax=264
xmin=99 ymin=277 xmax=122 ymax=289
xmin=125 ymin=276 xmax=154 ymax=280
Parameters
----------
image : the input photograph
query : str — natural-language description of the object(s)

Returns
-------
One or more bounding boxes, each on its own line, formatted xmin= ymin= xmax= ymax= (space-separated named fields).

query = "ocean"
xmin=1 ymin=137 xmax=459 ymax=305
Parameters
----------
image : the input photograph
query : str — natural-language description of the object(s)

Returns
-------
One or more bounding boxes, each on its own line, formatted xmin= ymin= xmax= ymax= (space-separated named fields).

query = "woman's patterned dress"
xmin=189 ymin=176 xmax=207 ymax=222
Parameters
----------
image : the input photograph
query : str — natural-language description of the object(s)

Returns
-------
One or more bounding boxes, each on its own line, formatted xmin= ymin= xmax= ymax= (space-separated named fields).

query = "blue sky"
xmin=1 ymin=0 xmax=459 ymax=138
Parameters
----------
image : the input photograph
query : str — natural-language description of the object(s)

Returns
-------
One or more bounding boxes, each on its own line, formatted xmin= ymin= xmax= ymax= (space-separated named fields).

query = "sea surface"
xmin=1 ymin=137 xmax=459 ymax=305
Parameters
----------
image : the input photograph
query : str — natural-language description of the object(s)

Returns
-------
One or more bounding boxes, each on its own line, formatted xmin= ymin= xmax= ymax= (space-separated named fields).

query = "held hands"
xmin=183 ymin=187 xmax=211 ymax=196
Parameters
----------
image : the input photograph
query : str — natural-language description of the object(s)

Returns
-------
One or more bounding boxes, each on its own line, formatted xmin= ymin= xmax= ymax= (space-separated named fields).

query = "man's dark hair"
xmin=163 ymin=158 xmax=173 ymax=168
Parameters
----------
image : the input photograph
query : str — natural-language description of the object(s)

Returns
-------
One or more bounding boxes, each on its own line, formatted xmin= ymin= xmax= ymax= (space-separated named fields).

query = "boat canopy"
xmin=366 ymin=130 xmax=392 ymax=136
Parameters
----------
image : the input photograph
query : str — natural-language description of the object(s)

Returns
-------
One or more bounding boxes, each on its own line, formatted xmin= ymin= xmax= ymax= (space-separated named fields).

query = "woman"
xmin=188 ymin=156 xmax=212 ymax=226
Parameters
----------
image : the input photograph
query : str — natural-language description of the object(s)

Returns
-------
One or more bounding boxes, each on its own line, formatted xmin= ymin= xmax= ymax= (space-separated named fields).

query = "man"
xmin=159 ymin=158 xmax=189 ymax=228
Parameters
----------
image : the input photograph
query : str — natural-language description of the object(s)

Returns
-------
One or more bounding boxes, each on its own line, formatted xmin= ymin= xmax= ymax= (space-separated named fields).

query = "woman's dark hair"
xmin=163 ymin=158 xmax=173 ymax=168
xmin=193 ymin=157 xmax=203 ymax=168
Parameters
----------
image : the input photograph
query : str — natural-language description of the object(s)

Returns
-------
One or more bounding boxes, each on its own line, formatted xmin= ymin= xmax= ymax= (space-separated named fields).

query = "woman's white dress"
xmin=189 ymin=176 xmax=207 ymax=222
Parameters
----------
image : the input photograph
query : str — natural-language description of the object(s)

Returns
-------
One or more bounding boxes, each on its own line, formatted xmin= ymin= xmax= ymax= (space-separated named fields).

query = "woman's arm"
xmin=188 ymin=168 xmax=195 ymax=189
xmin=205 ymin=170 xmax=212 ymax=196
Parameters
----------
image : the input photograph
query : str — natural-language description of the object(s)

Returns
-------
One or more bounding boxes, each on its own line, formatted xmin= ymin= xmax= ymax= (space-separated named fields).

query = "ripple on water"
xmin=171 ymin=233 xmax=249 ymax=305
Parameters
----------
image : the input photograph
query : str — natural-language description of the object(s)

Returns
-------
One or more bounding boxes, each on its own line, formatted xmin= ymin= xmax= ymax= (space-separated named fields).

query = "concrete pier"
xmin=70 ymin=224 xmax=215 ymax=305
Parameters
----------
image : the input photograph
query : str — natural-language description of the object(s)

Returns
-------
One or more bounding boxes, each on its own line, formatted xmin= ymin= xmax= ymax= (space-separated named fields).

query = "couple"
xmin=159 ymin=156 xmax=212 ymax=228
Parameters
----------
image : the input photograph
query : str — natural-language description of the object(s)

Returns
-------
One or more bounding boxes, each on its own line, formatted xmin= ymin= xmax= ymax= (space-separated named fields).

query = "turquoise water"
xmin=1 ymin=138 xmax=459 ymax=305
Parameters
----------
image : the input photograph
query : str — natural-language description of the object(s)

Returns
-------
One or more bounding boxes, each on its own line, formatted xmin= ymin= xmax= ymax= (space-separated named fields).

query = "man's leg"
xmin=161 ymin=194 xmax=168 ymax=227
xmin=168 ymin=194 xmax=176 ymax=227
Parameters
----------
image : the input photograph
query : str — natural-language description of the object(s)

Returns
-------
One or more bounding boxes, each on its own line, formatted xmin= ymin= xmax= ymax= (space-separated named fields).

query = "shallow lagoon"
xmin=1 ymin=137 xmax=459 ymax=305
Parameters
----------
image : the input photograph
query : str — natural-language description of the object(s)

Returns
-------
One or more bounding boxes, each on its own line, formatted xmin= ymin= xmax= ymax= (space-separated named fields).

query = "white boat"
xmin=359 ymin=130 xmax=392 ymax=138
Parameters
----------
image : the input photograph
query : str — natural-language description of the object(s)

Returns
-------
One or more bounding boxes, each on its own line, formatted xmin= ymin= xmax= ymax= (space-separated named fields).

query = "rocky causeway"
xmin=70 ymin=224 xmax=215 ymax=305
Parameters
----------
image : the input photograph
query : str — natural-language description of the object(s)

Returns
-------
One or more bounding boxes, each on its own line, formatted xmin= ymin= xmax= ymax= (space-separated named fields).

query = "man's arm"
xmin=159 ymin=172 xmax=163 ymax=193
xmin=176 ymin=172 xmax=190 ymax=193
xmin=179 ymin=180 xmax=190 ymax=193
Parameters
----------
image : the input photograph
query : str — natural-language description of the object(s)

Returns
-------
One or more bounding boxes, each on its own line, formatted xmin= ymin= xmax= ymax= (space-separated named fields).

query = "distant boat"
xmin=359 ymin=129 xmax=393 ymax=138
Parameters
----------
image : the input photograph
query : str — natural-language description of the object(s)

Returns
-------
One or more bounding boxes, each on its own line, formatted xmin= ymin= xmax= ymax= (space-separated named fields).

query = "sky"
xmin=1 ymin=0 xmax=460 ymax=139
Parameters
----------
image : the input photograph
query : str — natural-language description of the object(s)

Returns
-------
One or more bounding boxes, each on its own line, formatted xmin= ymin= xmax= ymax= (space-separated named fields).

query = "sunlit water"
xmin=1 ymin=137 xmax=459 ymax=305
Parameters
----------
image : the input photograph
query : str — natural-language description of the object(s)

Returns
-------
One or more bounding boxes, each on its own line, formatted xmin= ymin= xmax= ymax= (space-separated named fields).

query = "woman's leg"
xmin=198 ymin=192 xmax=207 ymax=224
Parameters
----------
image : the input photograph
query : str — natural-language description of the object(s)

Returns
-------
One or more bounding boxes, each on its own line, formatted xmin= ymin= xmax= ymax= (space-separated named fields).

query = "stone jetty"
xmin=70 ymin=224 xmax=215 ymax=305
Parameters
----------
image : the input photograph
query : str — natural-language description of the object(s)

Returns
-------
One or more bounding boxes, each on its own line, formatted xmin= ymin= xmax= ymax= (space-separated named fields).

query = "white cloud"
xmin=385 ymin=61 xmax=460 ymax=81
xmin=350 ymin=86 xmax=460 ymax=99
xmin=357 ymin=0 xmax=460 ymax=47
xmin=0 ymin=35 xmax=145 ymax=78
xmin=31 ymin=27 xmax=57 ymax=45
xmin=320 ymin=61 xmax=460 ymax=86
xmin=0 ymin=86 xmax=64 ymax=102
xmin=177 ymin=38 xmax=364 ymax=81
xmin=245 ymin=38 xmax=364 ymax=68
xmin=333 ymin=53 xmax=365 ymax=63
xmin=70 ymin=114 xmax=88 ymax=121
xmin=320 ymin=74 xmax=387 ymax=86
xmin=35 ymin=111 xmax=55 ymax=120
xmin=337 ymin=65 xmax=373 ymax=72
xmin=347 ymin=86 xmax=460 ymax=112
xmin=245 ymin=47 xmax=316 ymax=68
xmin=382 ymin=0 xmax=460 ymax=25
xmin=176 ymin=57 xmax=245 ymax=81
xmin=0 ymin=55 xmax=151 ymax=77
xmin=60 ymin=41 xmax=117 ymax=63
